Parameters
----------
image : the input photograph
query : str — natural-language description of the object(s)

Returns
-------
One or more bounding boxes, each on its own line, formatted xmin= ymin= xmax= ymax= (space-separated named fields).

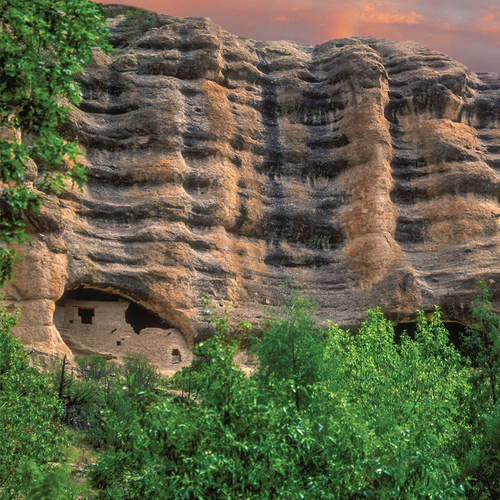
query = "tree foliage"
xmin=0 ymin=0 xmax=111 ymax=285
xmin=459 ymin=282 xmax=500 ymax=499
xmin=85 ymin=290 xmax=477 ymax=499
xmin=0 ymin=306 xmax=72 ymax=498
xmin=252 ymin=283 xmax=324 ymax=412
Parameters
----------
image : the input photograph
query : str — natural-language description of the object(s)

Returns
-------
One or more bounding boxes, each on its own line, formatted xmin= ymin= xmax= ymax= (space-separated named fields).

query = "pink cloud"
xmin=476 ymin=6 xmax=500 ymax=38
xmin=272 ymin=15 xmax=292 ymax=23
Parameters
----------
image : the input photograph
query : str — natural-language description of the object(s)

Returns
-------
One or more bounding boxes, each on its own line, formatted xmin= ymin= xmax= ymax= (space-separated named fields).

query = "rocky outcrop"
xmin=3 ymin=5 xmax=500 ymax=361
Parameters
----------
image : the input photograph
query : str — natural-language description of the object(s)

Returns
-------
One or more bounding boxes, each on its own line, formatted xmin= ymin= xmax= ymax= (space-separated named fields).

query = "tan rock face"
xmin=3 ymin=5 xmax=500 ymax=362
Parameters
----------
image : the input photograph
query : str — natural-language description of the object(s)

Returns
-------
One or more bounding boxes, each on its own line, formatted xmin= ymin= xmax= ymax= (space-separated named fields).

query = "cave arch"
xmin=55 ymin=286 xmax=174 ymax=333
xmin=54 ymin=285 xmax=192 ymax=371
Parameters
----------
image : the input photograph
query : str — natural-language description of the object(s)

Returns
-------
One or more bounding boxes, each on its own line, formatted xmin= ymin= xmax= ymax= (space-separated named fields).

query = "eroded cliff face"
xmin=3 ymin=6 xmax=500 ymax=362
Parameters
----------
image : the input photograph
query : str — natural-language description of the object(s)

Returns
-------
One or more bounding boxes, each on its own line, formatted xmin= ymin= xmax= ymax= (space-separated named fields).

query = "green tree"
xmin=0 ymin=0 xmax=111 ymax=285
xmin=252 ymin=283 xmax=325 ymax=412
xmin=459 ymin=282 xmax=500 ymax=499
xmin=87 ymin=293 xmax=471 ymax=499
xmin=461 ymin=281 xmax=500 ymax=410
xmin=319 ymin=308 xmax=468 ymax=499
xmin=0 ymin=306 xmax=73 ymax=498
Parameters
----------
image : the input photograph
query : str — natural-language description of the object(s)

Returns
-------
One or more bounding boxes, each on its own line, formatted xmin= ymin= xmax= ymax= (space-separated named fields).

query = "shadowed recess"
xmin=56 ymin=286 xmax=174 ymax=334
xmin=393 ymin=321 xmax=467 ymax=349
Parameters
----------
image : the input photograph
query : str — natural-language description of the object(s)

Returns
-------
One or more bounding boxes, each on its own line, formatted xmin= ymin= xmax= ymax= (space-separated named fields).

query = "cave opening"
xmin=54 ymin=285 xmax=192 ymax=370
xmin=125 ymin=301 xmax=173 ymax=334
xmin=56 ymin=285 xmax=174 ymax=334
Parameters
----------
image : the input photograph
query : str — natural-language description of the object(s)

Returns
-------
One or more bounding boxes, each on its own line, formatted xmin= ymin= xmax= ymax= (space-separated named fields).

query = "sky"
xmin=100 ymin=0 xmax=500 ymax=75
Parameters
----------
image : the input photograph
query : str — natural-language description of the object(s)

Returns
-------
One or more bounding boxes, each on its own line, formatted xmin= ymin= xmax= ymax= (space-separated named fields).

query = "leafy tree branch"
xmin=0 ymin=0 xmax=112 ymax=285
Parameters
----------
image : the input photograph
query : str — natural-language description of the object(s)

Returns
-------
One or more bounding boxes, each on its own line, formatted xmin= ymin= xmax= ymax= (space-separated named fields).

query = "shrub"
xmin=76 ymin=354 xmax=116 ymax=383
xmin=122 ymin=352 xmax=160 ymax=392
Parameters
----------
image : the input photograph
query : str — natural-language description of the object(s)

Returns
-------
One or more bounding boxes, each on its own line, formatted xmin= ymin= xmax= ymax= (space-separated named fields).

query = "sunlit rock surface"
xmin=4 ymin=5 xmax=500 ymax=364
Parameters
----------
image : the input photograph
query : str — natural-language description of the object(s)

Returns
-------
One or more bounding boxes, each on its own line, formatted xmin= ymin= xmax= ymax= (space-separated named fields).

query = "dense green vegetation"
xmin=0 ymin=307 xmax=71 ymax=498
xmin=0 ymin=0 xmax=111 ymax=285
xmin=1 ymin=283 xmax=500 ymax=499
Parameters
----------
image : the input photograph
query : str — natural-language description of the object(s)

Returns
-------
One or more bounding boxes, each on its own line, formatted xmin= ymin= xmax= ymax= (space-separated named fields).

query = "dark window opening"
xmin=78 ymin=307 xmax=94 ymax=325
xmin=172 ymin=349 xmax=181 ymax=363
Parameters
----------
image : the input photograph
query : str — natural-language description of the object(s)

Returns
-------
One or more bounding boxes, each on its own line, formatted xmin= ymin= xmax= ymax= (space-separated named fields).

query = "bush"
xmin=122 ymin=352 xmax=160 ymax=392
xmin=54 ymin=353 xmax=155 ymax=449
xmin=76 ymin=354 xmax=116 ymax=383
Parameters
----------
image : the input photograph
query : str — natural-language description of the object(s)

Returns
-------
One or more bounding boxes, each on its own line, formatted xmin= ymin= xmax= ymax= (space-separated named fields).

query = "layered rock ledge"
xmin=3 ymin=5 xmax=500 ymax=364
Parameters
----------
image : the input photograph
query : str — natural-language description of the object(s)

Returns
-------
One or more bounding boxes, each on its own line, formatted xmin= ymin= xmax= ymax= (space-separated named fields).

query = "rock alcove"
xmin=54 ymin=286 xmax=192 ymax=374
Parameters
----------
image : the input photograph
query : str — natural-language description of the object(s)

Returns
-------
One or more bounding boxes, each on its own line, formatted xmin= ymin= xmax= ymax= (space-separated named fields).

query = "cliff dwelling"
xmin=54 ymin=287 xmax=192 ymax=375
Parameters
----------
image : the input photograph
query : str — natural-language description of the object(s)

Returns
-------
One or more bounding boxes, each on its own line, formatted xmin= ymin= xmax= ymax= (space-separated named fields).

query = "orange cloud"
xmin=324 ymin=1 xmax=425 ymax=40
xmin=358 ymin=1 xmax=424 ymax=25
